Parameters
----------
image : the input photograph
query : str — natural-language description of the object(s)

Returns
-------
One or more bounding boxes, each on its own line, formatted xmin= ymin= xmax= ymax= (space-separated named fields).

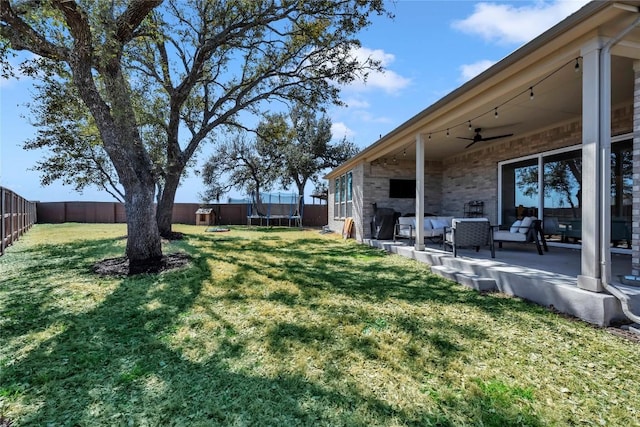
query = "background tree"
xmin=258 ymin=103 xmax=359 ymax=212
xmin=200 ymin=131 xmax=279 ymax=212
xmin=1 ymin=0 xmax=388 ymax=268
xmin=611 ymin=146 xmax=633 ymax=217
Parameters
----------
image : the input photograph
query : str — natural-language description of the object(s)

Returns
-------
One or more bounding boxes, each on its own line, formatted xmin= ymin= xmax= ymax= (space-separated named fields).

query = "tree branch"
xmin=0 ymin=0 xmax=70 ymax=60
xmin=115 ymin=0 xmax=163 ymax=44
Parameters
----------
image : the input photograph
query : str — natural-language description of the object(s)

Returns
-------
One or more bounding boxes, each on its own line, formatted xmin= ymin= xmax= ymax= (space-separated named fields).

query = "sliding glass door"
xmin=542 ymin=150 xmax=582 ymax=244
xmin=499 ymin=138 xmax=631 ymax=249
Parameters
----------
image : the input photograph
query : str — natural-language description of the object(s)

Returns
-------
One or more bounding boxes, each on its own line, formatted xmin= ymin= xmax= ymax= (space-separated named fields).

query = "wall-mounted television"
xmin=389 ymin=179 xmax=416 ymax=198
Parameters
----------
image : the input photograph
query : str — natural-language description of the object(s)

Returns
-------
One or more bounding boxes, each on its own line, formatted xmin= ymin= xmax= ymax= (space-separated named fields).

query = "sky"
xmin=0 ymin=0 xmax=590 ymax=203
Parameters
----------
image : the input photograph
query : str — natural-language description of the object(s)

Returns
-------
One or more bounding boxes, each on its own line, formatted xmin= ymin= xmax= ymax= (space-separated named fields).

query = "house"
xmin=325 ymin=1 xmax=640 ymax=326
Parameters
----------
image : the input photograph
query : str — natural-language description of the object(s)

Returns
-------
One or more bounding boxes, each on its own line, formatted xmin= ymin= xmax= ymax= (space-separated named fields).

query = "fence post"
xmin=10 ymin=190 xmax=15 ymax=246
xmin=19 ymin=195 xmax=24 ymax=237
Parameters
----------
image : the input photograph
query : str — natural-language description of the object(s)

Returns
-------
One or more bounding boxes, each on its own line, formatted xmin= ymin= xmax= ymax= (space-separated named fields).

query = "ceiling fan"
xmin=458 ymin=128 xmax=514 ymax=148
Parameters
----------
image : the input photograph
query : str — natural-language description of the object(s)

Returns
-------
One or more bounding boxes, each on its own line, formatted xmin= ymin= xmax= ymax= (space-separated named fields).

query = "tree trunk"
xmin=296 ymin=181 xmax=305 ymax=217
xmin=124 ymin=182 xmax=162 ymax=274
xmin=157 ymin=170 xmax=181 ymax=238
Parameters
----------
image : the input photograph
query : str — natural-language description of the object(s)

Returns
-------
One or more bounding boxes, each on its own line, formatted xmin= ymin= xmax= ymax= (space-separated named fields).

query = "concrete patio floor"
xmin=365 ymin=238 xmax=640 ymax=327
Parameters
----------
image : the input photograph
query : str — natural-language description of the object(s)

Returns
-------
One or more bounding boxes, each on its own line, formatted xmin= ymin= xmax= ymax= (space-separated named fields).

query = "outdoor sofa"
xmin=393 ymin=215 xmax=454 ymax=244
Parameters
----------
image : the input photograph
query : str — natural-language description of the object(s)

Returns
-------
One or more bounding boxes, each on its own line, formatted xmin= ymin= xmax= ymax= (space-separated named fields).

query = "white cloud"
xmin=347 ymin=46 xmax=411 ymax=93
xmin=343 ymin=97 xmax=370 ymax=109
xmin=331 ymin=122 xmax=355 ymax=140
xmin=352 ymin=110 xmax=392 ymax=125
xmin=459 ymin=59 xmax=497 ymax=82
xmin=452 ymin=0 xmax=591 ymax=45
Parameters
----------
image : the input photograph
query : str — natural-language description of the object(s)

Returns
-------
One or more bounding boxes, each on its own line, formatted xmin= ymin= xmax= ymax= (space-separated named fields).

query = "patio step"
xmin=430 ymin=265 xmax=497 ymax=292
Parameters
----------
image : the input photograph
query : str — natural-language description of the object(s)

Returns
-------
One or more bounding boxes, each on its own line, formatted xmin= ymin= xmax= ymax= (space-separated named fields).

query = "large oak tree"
xmin=1 ymin=0 xmax=387 ymax=270
xmin=200 ymin=129 xmax=280 ymax=209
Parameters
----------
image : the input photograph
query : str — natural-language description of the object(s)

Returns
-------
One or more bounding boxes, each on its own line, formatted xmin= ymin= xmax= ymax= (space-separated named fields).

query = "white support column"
xmin=415 ymin=133 xmax=425 ymax=251
xmin=578 ymin=41 xmax=604 ymax=292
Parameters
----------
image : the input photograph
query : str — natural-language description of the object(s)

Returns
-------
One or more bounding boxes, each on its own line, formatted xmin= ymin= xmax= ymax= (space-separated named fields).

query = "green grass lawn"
xmin=1 ymin=224 xmax=639 ymax=426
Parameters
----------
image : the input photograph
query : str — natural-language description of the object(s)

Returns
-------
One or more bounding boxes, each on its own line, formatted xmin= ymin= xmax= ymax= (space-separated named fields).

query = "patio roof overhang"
xmin=326 ymin=1 xmax=640 ymax=179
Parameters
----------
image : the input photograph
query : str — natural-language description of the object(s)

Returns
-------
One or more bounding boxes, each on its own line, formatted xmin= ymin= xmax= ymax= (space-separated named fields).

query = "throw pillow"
xmin=510 ymin=220 xmax=522 ymax=233
xmin=519 ymin=216 xmax=533 ymax=233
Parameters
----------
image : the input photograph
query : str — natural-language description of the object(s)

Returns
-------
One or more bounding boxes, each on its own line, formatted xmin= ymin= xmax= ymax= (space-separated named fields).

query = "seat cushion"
xmin=398 ymin=217 xmax=415 ymax=227
xmin=444 ymin=230 xmax=453 ymax=242
xmin=494 ymin=230 xmax=527 ymax=242
xmin=430 ymin=219 xmax=449 ymax=230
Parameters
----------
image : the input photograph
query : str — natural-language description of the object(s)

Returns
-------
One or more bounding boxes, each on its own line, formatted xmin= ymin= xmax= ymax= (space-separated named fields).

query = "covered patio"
xmin=327 ymin=1 xmax=640 ymax=327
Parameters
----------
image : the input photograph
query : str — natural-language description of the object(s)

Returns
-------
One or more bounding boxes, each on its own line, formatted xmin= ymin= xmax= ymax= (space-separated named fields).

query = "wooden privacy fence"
xmin=1 ymin=187 xmax=37 ymax=256
xmin=36 ymin=201 xmax=328 ymax=227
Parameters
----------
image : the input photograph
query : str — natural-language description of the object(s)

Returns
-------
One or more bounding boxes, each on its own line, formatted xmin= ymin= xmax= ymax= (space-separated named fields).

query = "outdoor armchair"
xmin=493 ymin=217 xmax=548 ymax=255
xmin=443 ymin=218 xmax=495 ymax=258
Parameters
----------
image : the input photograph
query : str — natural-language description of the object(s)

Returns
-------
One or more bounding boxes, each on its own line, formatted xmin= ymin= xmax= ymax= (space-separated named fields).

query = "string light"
xmin=423 ymin=56 xmax=580 ymax=139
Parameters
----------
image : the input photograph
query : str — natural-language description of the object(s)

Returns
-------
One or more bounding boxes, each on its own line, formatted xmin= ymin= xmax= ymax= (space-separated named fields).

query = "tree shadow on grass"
xmin=0 ymin=238 xmax=443 ymax=426
xmin=205 ymin=234 xmax=537 ymax=319
xmin=1 ymin=231 xmax=546 ymax=426
xmin=0 ymin=237 xmax=129 ymax=341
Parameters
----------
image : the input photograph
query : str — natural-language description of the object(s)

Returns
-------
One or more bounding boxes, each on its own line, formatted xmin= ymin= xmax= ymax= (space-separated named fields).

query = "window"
xmin=334 ymin=171 xmax=353 ymax=218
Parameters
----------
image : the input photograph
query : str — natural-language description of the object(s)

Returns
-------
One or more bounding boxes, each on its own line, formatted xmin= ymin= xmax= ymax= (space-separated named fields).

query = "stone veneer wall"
xmin=327 ymin=173 xmax=338 ymax=234
xmin=442 ymin=104 xmax=632 ymax=225
xmin=442 ymin=121 xmax=582 ymax=223
xmin=327 ymin=159 xmax=443 ymax=241
xmin=350 ymin=162 xmax=366 ymax=241
xmin=360 ymin=159 xmax=443 ymax=240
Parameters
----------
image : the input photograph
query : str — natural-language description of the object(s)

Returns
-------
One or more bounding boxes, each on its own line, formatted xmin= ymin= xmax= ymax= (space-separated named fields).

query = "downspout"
xmin=600 ymin=10 xmax=640 ymax=324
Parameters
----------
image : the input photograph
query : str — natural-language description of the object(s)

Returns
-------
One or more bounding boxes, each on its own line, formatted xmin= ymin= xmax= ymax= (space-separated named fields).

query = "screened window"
xmin=334 ymin=171 xmax=353 ymax=219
